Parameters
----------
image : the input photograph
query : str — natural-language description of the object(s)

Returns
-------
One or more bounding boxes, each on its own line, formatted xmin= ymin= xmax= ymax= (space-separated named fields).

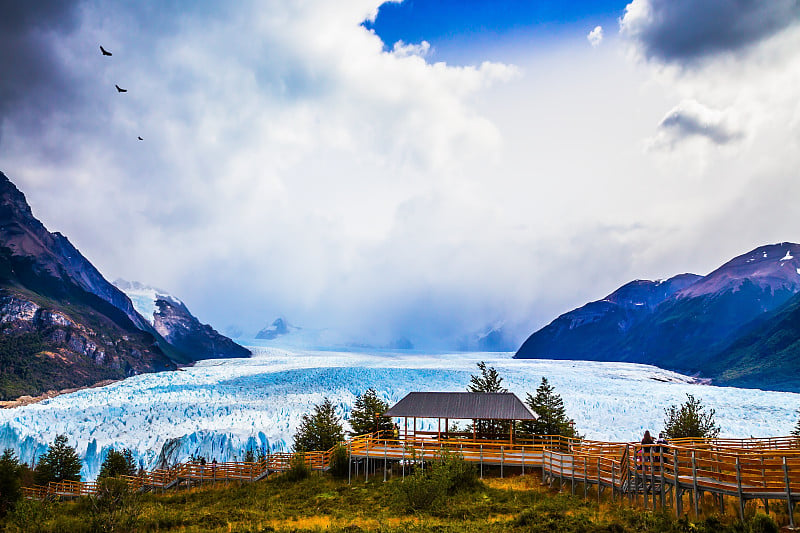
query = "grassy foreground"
xmin=1 ymin=471 xmax=784 ymax=532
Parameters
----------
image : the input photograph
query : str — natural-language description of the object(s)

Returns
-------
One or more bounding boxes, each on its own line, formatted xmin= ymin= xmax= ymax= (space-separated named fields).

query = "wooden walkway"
xmin=22 ymin=433 xmax=800 ymax=525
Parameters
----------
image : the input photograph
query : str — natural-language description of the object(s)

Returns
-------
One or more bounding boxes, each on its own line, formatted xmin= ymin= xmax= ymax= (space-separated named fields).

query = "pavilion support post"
xmin=365 ymin=440 xmax=369 ymax=482
xmin=438 ymin=418 xmax=441 ymax=440
xmin=473 ymin=420 xmax=476 ymax=441
xmin=348 ymin=445 xmax=352 ymax=485
xmin=501 ymin=446 xmax=504 ymax=478
xmin=383 ymin=442 xmax=387 ymax=482
xmin=445 ymin=418 xmax=448 ymax=439
xmin=480 ymin=444 xmax=483 ymax=479
xmin=404 ymin=417 xmax=408 ymax=441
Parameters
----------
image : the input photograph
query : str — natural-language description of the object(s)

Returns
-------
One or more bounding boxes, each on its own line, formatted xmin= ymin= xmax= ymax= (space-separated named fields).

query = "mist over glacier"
xmin=1 ymin=346 xmax=798 ymax=481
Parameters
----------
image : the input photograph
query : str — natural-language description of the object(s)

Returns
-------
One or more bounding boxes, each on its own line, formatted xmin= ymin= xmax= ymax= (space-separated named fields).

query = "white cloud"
xmin=587 ymin=26 xmax=603 ymax=48
xmin=392 ymin=40 xmax=431 ymax=58
xmin=1 ymin=0 xmax=800 ymax=349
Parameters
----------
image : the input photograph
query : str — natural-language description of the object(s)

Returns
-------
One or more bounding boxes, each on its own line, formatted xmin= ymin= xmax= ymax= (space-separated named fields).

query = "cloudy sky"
xmin=1 ymin=0 xmax=799 ymax=348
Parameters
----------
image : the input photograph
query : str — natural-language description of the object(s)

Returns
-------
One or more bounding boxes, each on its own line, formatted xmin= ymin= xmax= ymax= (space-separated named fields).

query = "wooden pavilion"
xmin=382 ymin=391 xmax=537 ymax=443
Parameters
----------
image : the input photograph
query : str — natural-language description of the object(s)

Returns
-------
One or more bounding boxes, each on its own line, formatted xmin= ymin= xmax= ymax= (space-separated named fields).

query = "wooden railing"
xmin=21 ymin=432 xmax=800 ymax=525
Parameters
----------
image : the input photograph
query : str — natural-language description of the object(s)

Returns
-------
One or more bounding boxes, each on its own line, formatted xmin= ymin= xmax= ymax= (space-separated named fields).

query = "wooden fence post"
xmin=674 ymin=448 xmax=681 ymax=517
xmin=692 ymin=450 xmax=699 ymax=517
xmin=735 ymin=456 xmax=744 ymax=522
xmin=365 ymin=439 xmax=369 ymax=482
xmin=383 ymin=441 xmax=387 ymax=482
xmin=783 ymin=456 xmax=795 ymax=528
xmin=597 ymin=457 xmax=601 ymax=504
xmin=584 ymin=456 xmax=588 ymax=499
xmin=501 ymin=446 xmax=504 ymax=479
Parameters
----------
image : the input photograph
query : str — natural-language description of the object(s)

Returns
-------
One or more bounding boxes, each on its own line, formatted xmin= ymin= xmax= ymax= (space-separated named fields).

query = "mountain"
xmin=515 ymin=243 xmax=800 ymax=391
xmin=0 ymin=171 xmax=176 ymax=399
xmin=515 ymin=273 xmax=702 ymax=361
xmin=705 ymin=290 xmax=800 ymax=390
xmin=255 ymin=318 xmax=299 ymax=340
xmin=114 ymin=280 xmax=250 ymax=360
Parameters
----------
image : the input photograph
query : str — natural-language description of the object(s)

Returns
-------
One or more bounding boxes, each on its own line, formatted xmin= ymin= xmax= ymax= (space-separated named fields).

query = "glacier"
xmin=1 ymin=346 xmax=798 ymax=481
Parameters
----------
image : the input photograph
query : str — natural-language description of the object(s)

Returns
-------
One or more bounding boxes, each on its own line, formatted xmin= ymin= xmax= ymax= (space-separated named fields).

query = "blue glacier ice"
xmin=1 ymin=347 xmax=798 ymax=480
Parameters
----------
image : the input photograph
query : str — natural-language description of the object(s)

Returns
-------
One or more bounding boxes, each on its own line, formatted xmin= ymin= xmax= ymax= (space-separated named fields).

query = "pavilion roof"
xmin=383 ymin=392 xmax=537 ymax=420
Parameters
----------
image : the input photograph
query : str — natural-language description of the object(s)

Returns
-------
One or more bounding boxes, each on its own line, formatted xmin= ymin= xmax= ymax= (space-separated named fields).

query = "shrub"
xmin=663 ymin=394 xmax=721 ymax=439
xmin=394 ymin=450 xmax=479 ymax=511
xmin=88 ymin=476 xmax=141 ymax=532
xmin=748 ymin=513 xmax=778 ymax=533
xmin=328 ymin=444 xmax=349 ymax=479
xmin=284 ymin=453 xmax=311 ymax=482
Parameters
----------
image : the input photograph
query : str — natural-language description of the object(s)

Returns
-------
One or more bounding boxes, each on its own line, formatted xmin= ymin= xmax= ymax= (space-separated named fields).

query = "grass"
xmin=2 ymin=468 xmax=791 ymax=532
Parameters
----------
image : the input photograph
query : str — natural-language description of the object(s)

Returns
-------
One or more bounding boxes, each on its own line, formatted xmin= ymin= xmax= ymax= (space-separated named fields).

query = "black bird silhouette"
xmin=115 ymin=84 xmax=127 ymax=93
xmin=137 ymin=136 xmax=143 ymax=141
xmin=100 ymin=45 xmax=112 ymax=56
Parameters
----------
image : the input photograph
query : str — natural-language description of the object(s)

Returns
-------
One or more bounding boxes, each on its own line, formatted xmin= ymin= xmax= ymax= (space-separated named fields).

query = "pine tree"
xmin=97 ymin=448 xmax=137 ymax=480
xmin=662 ymin=394 xmax=721 ymax=439
xmin=467 ymin=361 xmax=508 ymax=393
xmin=0 ymin=449 xmax=22 ymax=517
xmin=467 ymin=362 xmax=509 ymax=437
xmin=791 ymin=410 xmax=799 ymax=437
xmin=348 ymin=388 xmax=394 ymax=436
xmin=293 ymin=398 xmax=345 ymax=452
xmin=520 ymin=377 xmax=578 ymax=438
xmin=34 ymin=434 xmax=82 ymax=485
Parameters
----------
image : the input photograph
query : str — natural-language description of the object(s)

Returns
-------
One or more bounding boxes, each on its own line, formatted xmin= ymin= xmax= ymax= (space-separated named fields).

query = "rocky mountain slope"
xmin=115 ymin=280 xmax=250 ymax=360
xmin=0 ymin=171 xmax=176 ymax=399
xmin=515 ymin=243 xmax=800 ymax=391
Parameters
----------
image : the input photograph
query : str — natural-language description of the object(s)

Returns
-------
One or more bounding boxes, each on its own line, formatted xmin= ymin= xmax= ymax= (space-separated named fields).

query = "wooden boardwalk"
xmin=22 ymin=433 xmax=800 ymax=525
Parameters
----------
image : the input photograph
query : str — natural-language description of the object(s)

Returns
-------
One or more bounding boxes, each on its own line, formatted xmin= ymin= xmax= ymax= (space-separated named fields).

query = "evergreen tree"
xmin=348 ymin=388 xmax=394 ymax=436
xmin=97 ymin=448 xmax=137 ymax=480
xmin=292 ymin=398 xmax=345 ymax=452
xmin=34 ymin=434 xmax=82 ymax=485
xmin=791 ymin=410 xmax=799 ymax=437
xmin=0 ymin=449 xmax=22 ymax=517
xmin=467 ymin=362 xmax=509 ymax=437
xmin=520 ymin=377 xmax=578 ymax=438
xmin=662 ymin=394 xmax=721 ymax=439
xmin=467 ymin=361 xmax=508 ymax=393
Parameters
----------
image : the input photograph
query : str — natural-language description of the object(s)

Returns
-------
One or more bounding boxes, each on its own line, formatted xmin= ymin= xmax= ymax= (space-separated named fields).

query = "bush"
xmin=328 ymin=444 xmax=349 ymax=479
xmin=87 ymin=476 xmax=141 ymax=532
xmin=394 ymin=450 xmax=479 ymax=511
xmin=747 ymin=513 xmax=778 ymax=533
xmin=284 ymin=453 xmax=311 ymax=482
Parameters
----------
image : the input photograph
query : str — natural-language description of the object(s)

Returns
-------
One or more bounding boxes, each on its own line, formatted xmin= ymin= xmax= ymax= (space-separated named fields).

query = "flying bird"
xmin=100 ymin=46 xmax=112 ymax=56
xmin=115 ymin=84 xmax=127 ymax=93
xmin=137 ymin=136 xmax=143 ymax=141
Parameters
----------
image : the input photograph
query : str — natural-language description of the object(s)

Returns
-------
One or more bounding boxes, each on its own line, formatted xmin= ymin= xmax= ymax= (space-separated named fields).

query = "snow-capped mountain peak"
xmin=113 ymin=279 xmax=183 ymax=326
